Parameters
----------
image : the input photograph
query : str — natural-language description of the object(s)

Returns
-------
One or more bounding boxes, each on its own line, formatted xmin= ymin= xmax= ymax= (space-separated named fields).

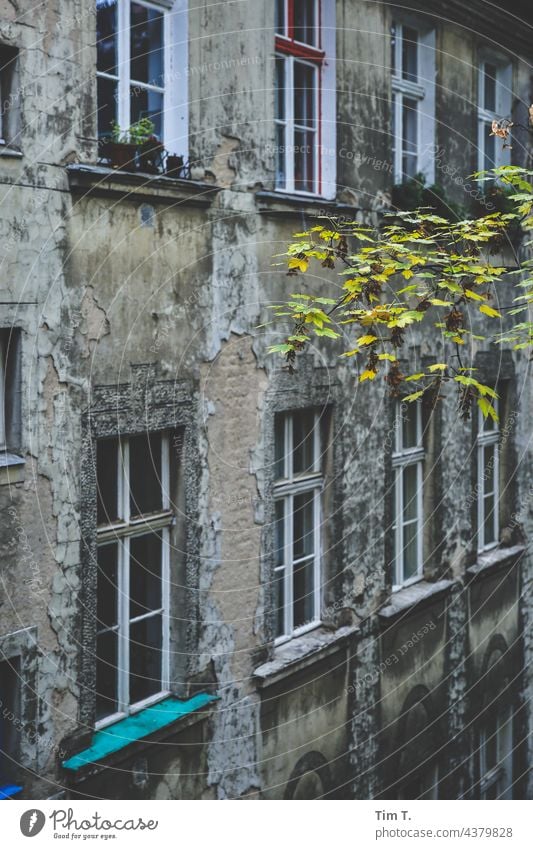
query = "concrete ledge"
xmin=378 ymin=579 xmax=455 ymax=621
xmin=467 ymin=544 xmax=526 ymax=580
xmin=255 ymin=189 xmax=359 ymax=219
xmin=62 ymin=693 xmax=218 ymax=779
xmin=67 ymin=164 xmax=220 ymax=208
xmin=253 ymin=625 xmax=358 ymax=688
xmin=0 ymin=452 xmax=25 ymax=485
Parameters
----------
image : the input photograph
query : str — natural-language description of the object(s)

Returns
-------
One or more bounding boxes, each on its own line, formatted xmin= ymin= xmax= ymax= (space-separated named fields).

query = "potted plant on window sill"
xmin=100 ymin=119 xmax=166 ymax=174
xmin=102 ymin=122 xmax=139 ymax=171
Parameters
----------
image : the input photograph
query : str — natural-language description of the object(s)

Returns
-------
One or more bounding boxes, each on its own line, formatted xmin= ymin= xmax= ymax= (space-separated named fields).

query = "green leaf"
xmin=403 ymin=390 xmax=424 ymax=403
xmin=405 ymin=372 xmax=425 ymax=382
xmin=477 ymin=396 xmax=499 ymax=422
xmin=428 ymin=363 xmax=447 ymax=372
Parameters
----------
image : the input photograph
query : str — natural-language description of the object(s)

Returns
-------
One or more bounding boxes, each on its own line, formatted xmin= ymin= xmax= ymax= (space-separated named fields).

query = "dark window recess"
xmin=0 ymin=658 xmax=21 ymax=784
xmin=96 ymin=438 xmax=119 ymax=525
xmin=0 ymin=44 xmax=19 ymax=147
xmin=129 ymin=431 xmax=163 ymax=516
xmin=0 ymin=328 xmax=21 ymax=453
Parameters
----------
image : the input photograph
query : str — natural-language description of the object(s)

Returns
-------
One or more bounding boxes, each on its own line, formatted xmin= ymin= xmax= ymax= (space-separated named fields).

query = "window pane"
xmin=483 ymin=493 xmax=496 ymax=545
xmin=130 ymin=87 xmax=163 ymax=139
xmin=401 ymin=402 xmax=419 ymax=449
xmin=403 ymin=464 xmax=418 ymax=523
xmin=275 ymin=567 xmax=285 ymax=637
xmin=96 ymin=630 xmax=118 ymax=720
xmin=276 ymin=122 xmax=286 ymax=189
xmin=483 ymin=444 xmax=496 ymax=493
xmin=403 ymin=520 xmax=419 ymax=580
xmin=275 ymin=0 xmax=286 ymax=35
xmin=275 ymin=500 xmax=285 ymax=566
xmin=484 ymin=63 xmax=497 ymax=112
xmin=402 ymin=98 xmax=417 ymax=179
xmin=130 ymin=2 xmax=164 ymax=88
xmin=294 ymin=128 xmax=315 ymax=192
xmin=96 ymin=438 xmax=119 ymax=524
xmin=293 ymin=491 xmax=315 ymax=559
xmin=293 ymin=556 xmax=315 ymax=627
xmin=294 ymin=0 xmax=317 ymax=46
xmin=97 ymin=544 xmax=118 ymax=629
xmin=97 ymin=75 xmax=118 ymax=139
xmin=390 ymin=23 xmax=397 ymax=74
xmin=294 ymin=62 xmax=316 ymax=127
xmin=0 ymin=659 xmax=19 ymax=783
xmin=275 ymin=56 xmax=285 ymax=121
xmin=96 ymin=0 xmax=117 ymax=75
xmin=129 ymin=614 xmax=163 ymax=704
xmin=274 ymin=415 xmax=287 ymax=479
xmin=483 ymin=125 xmax=496 ymax=170
xmin=129 ymin=432 xmax=163 ymax=517
xmin=293 ymin=409 xmax=316 ymax=475
xmin=402 ymin=26 xmax=418 ymax=82
xmin=129 ymin=533 xmax=162 ymax=620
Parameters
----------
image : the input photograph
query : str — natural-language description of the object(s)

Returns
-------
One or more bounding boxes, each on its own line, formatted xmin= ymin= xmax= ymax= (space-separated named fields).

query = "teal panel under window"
xmin=62 ymin=694 xmax=218 ymax=772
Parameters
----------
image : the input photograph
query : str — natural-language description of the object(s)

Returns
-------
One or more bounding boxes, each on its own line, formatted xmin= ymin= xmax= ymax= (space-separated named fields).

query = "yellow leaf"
xmin=478 ymin=396 xmax=499 ymax=422
xmin=341 ymin=348 xmax=360 ymax=358
xmin=405 ymin=372 xmax=425 ymax=382
xmin=359 ymin=369 xmax=377 ymax=382
xmin=429 ymin=298 xmax=453 ymax=307
xmin=463 ymin=289 xmax=485 ymax=301
xmin=402 ymin=270 xmax=414 ymax=280
xmin=479 ymin=304 xmax=502 ymax=318
xmin=288 ymin=257 xmax=309 ymax=272
xmin=378 ymin=353 xmax=397 ymax=361
xmin=452 ymin=335 xmax=465 ymax=344
xmin=428 ymin=363 xmax=447 ymax=372
xmin=358 ymin=334 xmax=378 ymax=346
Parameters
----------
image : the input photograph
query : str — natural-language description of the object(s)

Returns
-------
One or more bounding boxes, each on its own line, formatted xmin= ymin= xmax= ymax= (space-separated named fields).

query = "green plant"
xmin=391 ymin=173 xmax=465 ymax=221
xmin=109 ymin=118 xmax=156 ymax=145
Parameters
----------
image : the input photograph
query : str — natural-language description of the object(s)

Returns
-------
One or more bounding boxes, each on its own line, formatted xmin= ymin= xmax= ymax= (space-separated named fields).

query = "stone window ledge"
xmin=0 ymin=147 xmax=22 ymax=159
xmin=255 ymin=189 xmax=359 ymax=219
xmin=253 ymin=625 xmax=358 ymax=689
xmin=467 ymin=544 xmax=526 ymax=581
xmin=67 ymin=164 xmax=221 ymax=208
xmin=0 ymin=451 xmax=25 ymax=484
xmin=379 ymin=579 xmax=455 ymax=621
xmin=62 ymin=693 xmax=218 ymax=782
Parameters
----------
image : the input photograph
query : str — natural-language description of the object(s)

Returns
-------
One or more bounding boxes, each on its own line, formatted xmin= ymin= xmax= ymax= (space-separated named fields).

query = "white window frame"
xmin=477 ymin=54 xmax=512 ymax=173
xmin=274 ymin=410 xmax=323 ymax=644
xmin=391 ymin=18 xmax=436 ymax=184
xmin=480 ymin=708 xmax=513 ymax=799
xmin=477 ymin=399 xmax=500 ymax=553
xmin=95 ymin=433 xmax=171 ymax=729
xmin=392 ymin=401 xmax=424 ymax=590
xmin=274 ymin=0 xmax=336 ymax=199
xmin=96 ymin=0 xmax=188 ymax=155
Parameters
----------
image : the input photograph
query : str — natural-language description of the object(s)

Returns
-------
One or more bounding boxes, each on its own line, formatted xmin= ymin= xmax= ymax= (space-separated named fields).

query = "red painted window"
xmin=275 ymin=0 xmax=325 ymax=194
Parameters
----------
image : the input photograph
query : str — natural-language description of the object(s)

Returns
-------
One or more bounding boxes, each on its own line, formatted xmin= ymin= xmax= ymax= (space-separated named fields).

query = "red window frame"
xmin=275 ymin=0 xmax=325 ymax=194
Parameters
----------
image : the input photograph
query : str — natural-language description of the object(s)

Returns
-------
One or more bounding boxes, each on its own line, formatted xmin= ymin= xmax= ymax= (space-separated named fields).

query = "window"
xmin=95 ymin=431 xmax=172 ymax=725
xmin=477 ymin=399 xmax=499 ymax=552
xmin=391 ymin=20 xmax=435 ymax=183
xmin=273 ymin=409 xmax=324 ymax=641
xmin=96 ymin=0 xmax=187 ymax=151
xmin=275 ymin=0 xmax=336 ymax=197
xmin=0 ymin=45 xmax=19 ymax=148
xmin=0 ymin=328 xmax=21 ymax=454
xmin=479 ymin=709 xmax=513 ymax=799
xmin=392 ymin=401 xmax=424 ymax=588
xmin=477 ymin=57 xmax=512 ymax=172
xmin=0 ymin=658 xmax=20 ymax=789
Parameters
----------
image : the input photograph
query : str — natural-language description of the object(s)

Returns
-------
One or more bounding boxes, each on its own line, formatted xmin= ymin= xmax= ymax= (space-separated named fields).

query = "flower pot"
xmin=108 ymin=142 xmax=138 ymax=171
xmin=166 ymin=154 xmax=184 ymax=178
xmin=138 ymin=139 xmax=165 ymax=174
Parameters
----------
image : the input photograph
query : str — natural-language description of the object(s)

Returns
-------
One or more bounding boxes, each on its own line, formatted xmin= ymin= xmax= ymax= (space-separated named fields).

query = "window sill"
xmin=67 ymin=164 xmax=221 ymax=208
xmin=62 ymin=693 xmax=218 ymax=780
xmin=379 ymin=579 xmax=455 ymax=621
xmin=0 ymin=784 xmax=23 ymax=799
xmin=0 ymin=147 xmax=22 ymax=159
xmin=467 ymin=544 xmax=526 ymax=581
xmin=253 ymin=625 xmax=358 ymax=689
xmin=255 ymin=189 xmax=357 ymax=219
xmin=0 ymin=452 xmax=25 ymax=484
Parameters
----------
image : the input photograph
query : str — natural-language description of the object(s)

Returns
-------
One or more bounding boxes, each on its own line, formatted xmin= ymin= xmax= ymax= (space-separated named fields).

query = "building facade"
xmin=0 ymin=0 xmax=531 ymax=800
